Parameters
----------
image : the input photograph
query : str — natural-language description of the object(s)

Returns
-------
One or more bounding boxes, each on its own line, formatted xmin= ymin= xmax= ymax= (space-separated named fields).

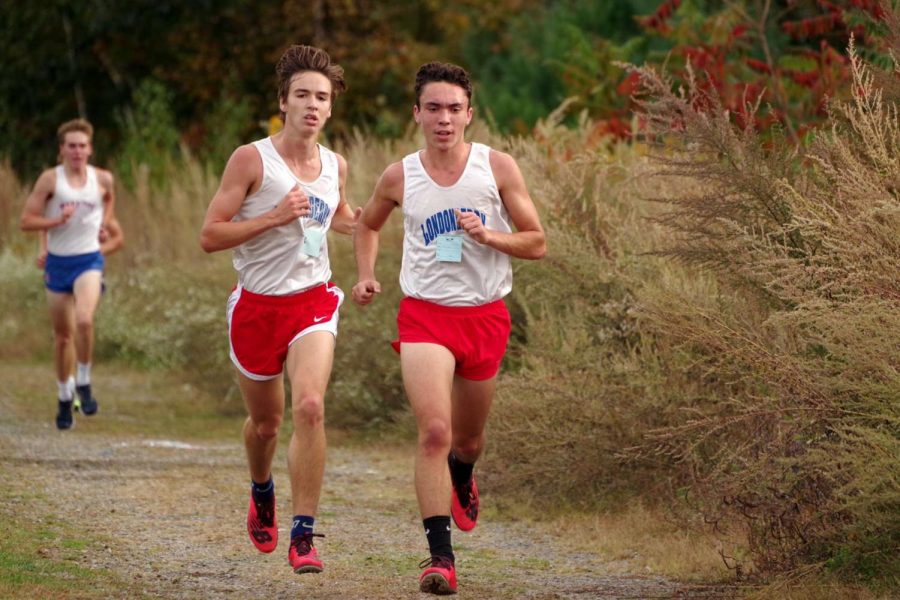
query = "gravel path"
xmin=0 ymin=376 xmax=734 ymax=599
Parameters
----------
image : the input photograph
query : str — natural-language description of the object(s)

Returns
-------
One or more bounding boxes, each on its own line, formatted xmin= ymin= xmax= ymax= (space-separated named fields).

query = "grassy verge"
xmin=0 ymin=488 xmax=141 ymax=599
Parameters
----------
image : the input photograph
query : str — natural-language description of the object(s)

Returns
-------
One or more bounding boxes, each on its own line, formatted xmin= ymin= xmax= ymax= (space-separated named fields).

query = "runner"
xmin=20 ymin=118 xmax=115 ymax=430
xmin=352 ymin=61 xmax=546 ymax=594
xmin=36 ymin=215 xmax=124 ymax=412
xmin=199 ymin=44 xmax=357 ymax=575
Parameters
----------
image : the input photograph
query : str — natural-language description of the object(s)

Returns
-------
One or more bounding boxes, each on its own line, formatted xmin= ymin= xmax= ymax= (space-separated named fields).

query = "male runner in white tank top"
xmin=200 ymin=45 xmax=359 ymax=577
xmin=20 ymin=118 xmax=116 ymax=430
xmin=352 ymin=62 xmax=546 ymax=595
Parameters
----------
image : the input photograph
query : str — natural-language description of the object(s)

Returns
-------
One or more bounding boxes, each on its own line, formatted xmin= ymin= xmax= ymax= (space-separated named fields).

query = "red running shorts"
xmin=227 ymin=282 xmax=343 ymax=380
xmin=393 ymin=296 xmax=511 ymax=381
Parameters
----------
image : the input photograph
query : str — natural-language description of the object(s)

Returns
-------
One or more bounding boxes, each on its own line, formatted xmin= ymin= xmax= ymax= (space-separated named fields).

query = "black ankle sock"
xmin=448 ymin=452 xmax=474 ymax=488
xmin=292 ymin=515 xmax=315 ymax=539
xmin=423 ymin=516 xmax=454 ymax=561
xmin=251 ymin=477 xmax=274 ymax=502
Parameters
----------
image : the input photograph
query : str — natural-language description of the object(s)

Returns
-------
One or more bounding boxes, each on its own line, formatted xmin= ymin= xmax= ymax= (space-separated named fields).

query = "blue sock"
xmin=251 ymin=477 xmax=274 ymax=503
xmin=292 ymin=515 xmax=315 ymax=539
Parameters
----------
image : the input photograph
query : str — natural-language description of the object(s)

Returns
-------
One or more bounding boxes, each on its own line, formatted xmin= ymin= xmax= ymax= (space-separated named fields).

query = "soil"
xmin=0 ymin=373 xmax=735 ymax=599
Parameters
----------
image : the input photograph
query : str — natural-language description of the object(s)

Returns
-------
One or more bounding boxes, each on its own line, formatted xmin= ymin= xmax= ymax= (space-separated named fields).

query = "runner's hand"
xmin=352 ymin=280 xmax=381 ymax=306
xmin=36 ymin=250 xmax=47 ymax=269
xmin=271 ymin=185 xmax=311 ymax=226
xmin=57 ymin=204 xmax=76 ymax=226
xmin=456 ymin=209 xmax=490 ymax=244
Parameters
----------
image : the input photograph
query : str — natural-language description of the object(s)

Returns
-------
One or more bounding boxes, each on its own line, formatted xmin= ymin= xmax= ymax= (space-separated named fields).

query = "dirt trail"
xmin=0 ymin=376 xmax=730 ymax=599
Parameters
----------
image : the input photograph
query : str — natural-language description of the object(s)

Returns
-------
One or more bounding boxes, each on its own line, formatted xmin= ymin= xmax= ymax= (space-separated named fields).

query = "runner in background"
xmin=20 ymin=118 xmax=116 ymax=430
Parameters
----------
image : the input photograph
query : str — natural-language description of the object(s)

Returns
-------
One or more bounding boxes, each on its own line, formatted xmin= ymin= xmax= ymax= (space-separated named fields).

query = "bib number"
xmin=436 ymin=234 xmax=463 ymax=263
xmin=303 ymin=228 xmax=324 ymax=257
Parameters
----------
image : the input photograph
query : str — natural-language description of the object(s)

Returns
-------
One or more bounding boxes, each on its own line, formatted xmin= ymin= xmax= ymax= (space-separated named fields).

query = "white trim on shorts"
xmin=286 ymin=284 xmax=344 ymax=346
xmin=225 ymin=284 xmax=345 ymax=382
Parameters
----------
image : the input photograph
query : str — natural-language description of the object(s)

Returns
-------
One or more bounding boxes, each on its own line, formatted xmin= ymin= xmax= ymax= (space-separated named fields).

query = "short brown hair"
xmin=276 ymin=45 xmax=346 ymax=106
xmin=57 ymin=118 xmax=93 ymax=144
xmin=414 ymin=62 xmax=472 ymax=107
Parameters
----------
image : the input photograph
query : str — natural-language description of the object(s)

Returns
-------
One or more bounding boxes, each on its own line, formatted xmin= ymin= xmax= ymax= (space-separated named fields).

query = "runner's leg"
xmin=284 ymin=330 xmax=335 ymax=517
xmin=401 ymin=342 xmax=456 ymax=517
xmin=450 ymin=375 xmax=497 ymax=463
xmin=46 ymin=291 xmax=75 ymax=385
xmin=72 ymin=270 xmax=102 ymax=365
xmin=238 ymin=373 xmax=285 ymax=483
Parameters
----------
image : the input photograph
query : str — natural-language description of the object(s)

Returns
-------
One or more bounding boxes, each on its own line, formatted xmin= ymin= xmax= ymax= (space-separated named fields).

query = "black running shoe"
xmin=56 ymin=399 xmax=74 ymax=430
xmin=76 ymin=384 xmax=98 ymax=416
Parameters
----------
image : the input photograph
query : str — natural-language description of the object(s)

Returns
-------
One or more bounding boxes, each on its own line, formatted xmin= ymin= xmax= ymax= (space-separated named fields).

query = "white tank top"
xmin=46 ymin=165 xmax=103 ymax=256
xmin=232 ymin=138 xmax=340 ymax=295
xmin=399 ymin=143 xmax=512 ymax=306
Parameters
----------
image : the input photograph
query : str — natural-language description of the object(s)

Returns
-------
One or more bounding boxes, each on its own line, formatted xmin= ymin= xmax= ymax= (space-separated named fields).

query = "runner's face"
xmin=414 ymin=82 xmax=472 ymax=151
xmin=280 ymin=71 xmax=333 ymax=135
xmin=59 ymin=132 xmax=92 ymax=168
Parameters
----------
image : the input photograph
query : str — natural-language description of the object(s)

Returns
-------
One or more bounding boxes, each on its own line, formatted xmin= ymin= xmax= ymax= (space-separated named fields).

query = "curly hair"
xmin=414 ymin=62 xmax=472 ymax=107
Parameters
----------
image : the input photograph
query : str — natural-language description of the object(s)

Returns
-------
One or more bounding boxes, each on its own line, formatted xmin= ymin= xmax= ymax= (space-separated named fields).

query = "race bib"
xmin=436 ymin=234 xmax=463 ymax=262
xmin=303 ymin=228 xmax=324 ymax=257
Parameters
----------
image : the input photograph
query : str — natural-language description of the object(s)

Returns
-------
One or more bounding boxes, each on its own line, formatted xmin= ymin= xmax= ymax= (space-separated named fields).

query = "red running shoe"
xmin=247 ymin=496 xmax=277 ymax=553
xmin=450 ymin=474 xmax=479 ymax=532
xmin=289 ymin=533 xmax=324 ymax=574
xmin=418 ymin=555 xmax=458 ymax=595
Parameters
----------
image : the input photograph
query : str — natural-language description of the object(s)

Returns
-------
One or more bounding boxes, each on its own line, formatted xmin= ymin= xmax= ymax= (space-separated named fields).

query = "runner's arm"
xmin=329 ymin=153 xmax=361 ymax=235
xmin=352 ymin=162 xmax=402 ymax=305
xmin=100 ymin=216 xmax=124 ymax=256
xmin=200 ymin=145 xmax=309 ymax=252
xmin=455 ymin=150 xmax=545 ymax=260
xmin=97 ymin=168 xmax=116 ymax=228
xmin=20 ymin=169 xmax=71 ymax=231
xmin=36 ymin=231 xmax=48 ymax=268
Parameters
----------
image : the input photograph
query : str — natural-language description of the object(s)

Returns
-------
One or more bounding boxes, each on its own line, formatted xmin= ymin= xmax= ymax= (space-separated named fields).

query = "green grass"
xmin=0 ymin=361 xmax=242 ymax=442
xmin=0 ymin=493 xmax=135 ymax=599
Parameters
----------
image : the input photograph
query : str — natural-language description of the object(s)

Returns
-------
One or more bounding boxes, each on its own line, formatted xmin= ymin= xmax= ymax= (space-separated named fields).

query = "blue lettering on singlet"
xmin=308 ymin=195 xmax=331 ymax=225
xmin=419 ymin=207 xmax=486 ymax=246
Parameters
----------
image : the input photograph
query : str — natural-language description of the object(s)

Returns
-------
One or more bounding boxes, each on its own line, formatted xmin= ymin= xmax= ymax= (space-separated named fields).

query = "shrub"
xmin=624 ymin=38 xmax=900 ymax=579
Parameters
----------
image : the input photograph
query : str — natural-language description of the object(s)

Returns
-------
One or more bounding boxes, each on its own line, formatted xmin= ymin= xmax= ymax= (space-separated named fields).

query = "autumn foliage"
xmin=623 ymin=0 xmax=891 ymax=141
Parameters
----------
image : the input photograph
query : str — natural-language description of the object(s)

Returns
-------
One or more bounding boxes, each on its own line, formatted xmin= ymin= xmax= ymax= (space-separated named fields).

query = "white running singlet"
xmin=46 ymin=165 xmax=103 ymax=256
xmin=399 ymin=142 xmax=513 ymax=306
xmin=232 ymin=138 xmax=340 ymax=295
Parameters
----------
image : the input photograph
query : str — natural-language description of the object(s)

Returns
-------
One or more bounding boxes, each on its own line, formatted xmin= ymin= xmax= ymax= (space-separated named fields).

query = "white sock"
xmin=58 ymin=380 xmax=73 ymax=401
xmin=76 ymin=362 xmax=91 ymax=386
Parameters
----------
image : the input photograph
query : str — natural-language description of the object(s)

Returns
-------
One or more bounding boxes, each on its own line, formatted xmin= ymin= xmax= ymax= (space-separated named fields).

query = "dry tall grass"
xmin=616 ymin=39 xmax=899 ymax=581
xmin=480 ymin=27 xmax=898 ymax=595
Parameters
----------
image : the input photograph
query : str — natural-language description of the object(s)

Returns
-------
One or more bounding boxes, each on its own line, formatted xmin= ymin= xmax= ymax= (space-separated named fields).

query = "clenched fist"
xmin=352 ymin=279 xmax=381 ymax=306
xmin=271 ymin=185 xmax=311 ymax=226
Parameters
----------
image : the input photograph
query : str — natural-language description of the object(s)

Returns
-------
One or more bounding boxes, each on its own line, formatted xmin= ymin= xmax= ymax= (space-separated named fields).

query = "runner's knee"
xmin=74 ymin=312 xmax=94 ymax=331
xmin=53 ymin=329 xmax=73 ymax=345
xmin=292 ymin=393 xmax=324 ymax=427
xmin=419 ymin=418 xmax=451 ymax=456
xmin=252 ymin=416 xmax=281 ymax=440
xmin=452 ymin=436 xmax=484 ymax=461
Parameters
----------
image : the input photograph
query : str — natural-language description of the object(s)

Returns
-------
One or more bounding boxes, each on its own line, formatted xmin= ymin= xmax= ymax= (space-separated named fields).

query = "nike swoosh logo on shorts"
xmin=313 ymin=316 xmax=327 ymax=323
